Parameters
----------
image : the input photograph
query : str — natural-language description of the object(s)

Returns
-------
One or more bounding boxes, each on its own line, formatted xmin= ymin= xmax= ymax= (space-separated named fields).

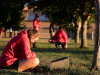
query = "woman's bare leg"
xmin=18 ymin=57 xmax=39 ymax=71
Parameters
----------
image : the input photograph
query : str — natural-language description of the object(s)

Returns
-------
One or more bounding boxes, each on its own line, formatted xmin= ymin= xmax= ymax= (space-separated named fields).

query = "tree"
xmin=91 ymin=0 xmax=100 ymax=70
xmin=29 ymin=0 xmax=75 ymax=26
xmin=74 ymin=17 xmax=81 ymax=43
xmin=0 ymin=0 xmax=11 ymax=25
xmin=72 ymin=0 xmax=95 ymax=48
xmin=30 ymin=0 xmax=80 ymax=32
xmin=0 ymin=0 xmax=27 ymax=37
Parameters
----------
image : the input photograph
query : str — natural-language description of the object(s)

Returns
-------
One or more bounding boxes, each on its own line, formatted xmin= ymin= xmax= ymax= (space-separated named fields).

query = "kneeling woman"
xmin=50 ymin=26 xmax=68 ymax=50
xmin=0 ymin=29 xmax=40 ymax=72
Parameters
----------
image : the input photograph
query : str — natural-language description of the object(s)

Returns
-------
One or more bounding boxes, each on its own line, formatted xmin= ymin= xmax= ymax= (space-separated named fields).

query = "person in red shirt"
xmin=50 ymin=26 xmax=68 ymax=50
xmin=0 ymin=27 xmax=2 ymax=38
xmin=33 ymin=13 xmax=41 ymax=31
xmin=0 ymin=29 xmax=41 ymax=73
xmin=33 ymin=13 xmax=41 ymax=48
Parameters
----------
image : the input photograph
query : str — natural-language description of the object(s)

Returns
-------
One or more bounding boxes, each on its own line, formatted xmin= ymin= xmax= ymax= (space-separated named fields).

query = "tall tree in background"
xmin=72 ymin=0 xmax=95 ymax=48
xmin=0 ymin=0 xmax=11 ymax=25
xmin=30 ymin=0 xmax=80 ymax=40
xmin=74 ymin=17 xmax=81 ymax=43
xmin=91 ymin=0 xmax=100 ymax=70
xmin=0 ymin=0 xmax=27 ymax=37
xmin=31 ymin=0 xmax=76 ymax=30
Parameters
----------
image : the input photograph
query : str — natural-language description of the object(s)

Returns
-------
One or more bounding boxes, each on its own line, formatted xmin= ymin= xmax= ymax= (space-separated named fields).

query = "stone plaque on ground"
xmin=47 ymin=57 xmax=69 ymax=70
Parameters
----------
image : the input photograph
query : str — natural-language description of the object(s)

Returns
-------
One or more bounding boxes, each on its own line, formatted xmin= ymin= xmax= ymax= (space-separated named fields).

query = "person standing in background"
xmin=9 ymin=27 xmax=12 ymax=38
xmin=0 ymin=27 xmax=2 ymax=38
xmin=33 ymin=13 xmax=41 ymax=48
xmin=49 ymin=22 xmax=55 ymax=40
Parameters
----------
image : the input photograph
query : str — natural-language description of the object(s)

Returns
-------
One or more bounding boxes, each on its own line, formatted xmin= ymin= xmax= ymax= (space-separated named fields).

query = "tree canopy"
xmin=0 ymin=0 xmax=28 ymax=30
xmin=29 ymin=0 xmax=77 ymax=31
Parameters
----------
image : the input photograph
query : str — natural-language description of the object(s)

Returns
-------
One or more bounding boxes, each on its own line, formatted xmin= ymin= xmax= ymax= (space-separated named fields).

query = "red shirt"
xmin=0 ymin=30 xmax=36 ymax=67
xmin=51 ymin=29 xmax=68 ymax=45
xmin=0 ymin=27 xmax=2 ymax=33
xmin=33 ymin=18 xmax=40 ymax=31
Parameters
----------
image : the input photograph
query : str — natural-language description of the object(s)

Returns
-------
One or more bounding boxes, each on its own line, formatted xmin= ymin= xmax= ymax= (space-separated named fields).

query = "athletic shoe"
xmin=55 ymin=47 xmax=58 ymax=50
xmin=32 ymin=66 xmax=43 ymax=73
xmin=23 ymin=68 xmax=32 ymax=74
xmin=23 ymin=66 xmax=43 ymax=73
xmin=33 ymin=46 xmax=37 ymax=48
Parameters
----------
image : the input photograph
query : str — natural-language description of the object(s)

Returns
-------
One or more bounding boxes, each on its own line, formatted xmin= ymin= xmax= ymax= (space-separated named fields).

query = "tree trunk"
xmin=74 ymin=23 xmax=77 ymax=42
xmin=80 ymin=19 xmax=87 ymax=48
xmin=91 ymin=0 xmax=100 ymax=70
xmin=75 ymin=22 xmax=81 ymax=43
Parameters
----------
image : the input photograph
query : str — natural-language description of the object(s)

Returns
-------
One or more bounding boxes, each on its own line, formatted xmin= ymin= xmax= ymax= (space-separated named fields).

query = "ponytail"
xmin=27 ymin=28 xmax=40 ymax=47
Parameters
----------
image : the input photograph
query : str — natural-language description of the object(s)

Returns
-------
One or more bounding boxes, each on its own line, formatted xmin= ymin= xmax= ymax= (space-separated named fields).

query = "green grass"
xmin=0 ymin=38 xmax=100 ymax=75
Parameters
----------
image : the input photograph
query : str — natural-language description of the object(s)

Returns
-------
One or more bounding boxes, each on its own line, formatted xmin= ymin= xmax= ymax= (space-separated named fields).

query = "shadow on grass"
xmin=32 ymin=48 xmax=94 ymax=55
xmin=46 ymin=68 xmax=95 ymax=75
xmin=0 ymin=67 xmax=95 ymax=75
xmin=0 ymin=46 xmax=5 ymax=51
xmin=0 ymin=69 xmax=32 ymax=75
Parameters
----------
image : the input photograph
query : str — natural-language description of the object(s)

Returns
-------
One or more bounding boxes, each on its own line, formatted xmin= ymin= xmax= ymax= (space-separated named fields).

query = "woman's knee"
xmin=31 ymin=57 xmax=39 ymax=65
xmin=35 ymin=57 xmax=40 ymax=65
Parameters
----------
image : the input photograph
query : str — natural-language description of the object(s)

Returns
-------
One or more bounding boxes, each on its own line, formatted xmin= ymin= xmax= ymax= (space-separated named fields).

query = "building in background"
xmin=23 ymin=6 xmax=51 ymax=38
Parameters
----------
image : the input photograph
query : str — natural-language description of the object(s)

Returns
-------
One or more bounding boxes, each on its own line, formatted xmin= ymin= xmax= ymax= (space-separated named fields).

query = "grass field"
xmin=0 ymin=38 xmax=99 ymax=75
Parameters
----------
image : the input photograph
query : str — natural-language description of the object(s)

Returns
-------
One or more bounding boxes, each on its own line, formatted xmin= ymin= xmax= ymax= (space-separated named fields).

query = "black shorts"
xmin=56 ymin=42 xmax=66 ymax=48
xmin=0 ymin=60 xmax=19 ymax=70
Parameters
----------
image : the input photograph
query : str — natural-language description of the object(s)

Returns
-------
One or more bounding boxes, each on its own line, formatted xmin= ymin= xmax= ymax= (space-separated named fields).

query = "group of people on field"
xmin=0 ymin=27 xmax=13 ymax=38
xmin=0 ymin=13 xmax=68 ymax=73
xmin=33 ymin=13 xmax=68 ymax=50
